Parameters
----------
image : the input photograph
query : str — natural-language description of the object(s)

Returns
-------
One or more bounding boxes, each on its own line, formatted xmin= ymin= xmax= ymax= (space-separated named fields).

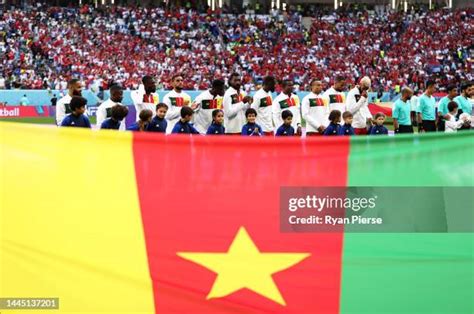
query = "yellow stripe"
xmin=0 ymin=123 xmax=154 ymax=313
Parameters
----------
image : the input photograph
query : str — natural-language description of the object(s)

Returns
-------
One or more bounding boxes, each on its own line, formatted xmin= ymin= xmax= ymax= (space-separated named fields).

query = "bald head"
xmin=401 ymin=87 xmax=413 ymax=101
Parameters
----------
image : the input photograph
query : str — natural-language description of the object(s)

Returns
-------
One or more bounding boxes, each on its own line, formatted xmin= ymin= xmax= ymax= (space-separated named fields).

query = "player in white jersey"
xmin=163 ymin=74 xmax=192 ymax=134
xmin=346 ymin=76 xmax=372 ymax=135
xmin=56 ymin=78 xmax=85 ymax=126
xmin=192 ymin=79 xmax=225 ymax=134
xmin=131 ymin=76 xmax=160 ymax=121
xmin=250 ymin=76 xmax=276 ymax=136
xmin=272 ymin=79 xmax=302 ymax=134
xmin=301 ymin=79 xmax=328 ymax=136
xmin=322 ymin=76 xmax=347 ymax=123
xmin=96 ymin=84 xmax=127 ymax=130
xmin=223 ymin=73 xmax=253 ymax=134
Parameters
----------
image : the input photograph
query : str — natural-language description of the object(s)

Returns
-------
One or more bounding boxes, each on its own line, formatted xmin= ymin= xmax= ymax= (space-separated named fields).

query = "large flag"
xmin=0 ymin=123 xmax=473 ymax=313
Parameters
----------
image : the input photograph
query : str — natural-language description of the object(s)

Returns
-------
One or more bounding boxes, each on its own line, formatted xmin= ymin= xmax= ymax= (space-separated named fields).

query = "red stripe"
xmin=132 ymin=134 xmax=350 ymax=313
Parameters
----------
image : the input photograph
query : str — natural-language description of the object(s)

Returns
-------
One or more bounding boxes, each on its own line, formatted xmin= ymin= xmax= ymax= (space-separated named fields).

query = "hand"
xmin=297 ymin=126 xmax=302 ymax=136
xmin=366 ymin=118 xmax=373 ymax=125
xmin=191 ymin=102 xmax=199 ymax=110
xmin=317 ymin=125 xmax=326 ymax=133
xmin=253 ymin=127 xmax=259 ymax=134
xmin=243 ymin=96 xmax=253 ymax=104
xmin=361 ymin=90 xmax=368 ymax=98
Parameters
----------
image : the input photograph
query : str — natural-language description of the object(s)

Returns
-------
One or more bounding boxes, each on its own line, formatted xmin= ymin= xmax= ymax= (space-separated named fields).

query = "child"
xmin=275 ymin=110 xmax=295 ymax=136
xmin=147 ymin=103 xmax=168 ymax=133
xmin=100 ymin=105 xmax=129 ymax=130
xmin=127 ymin=109 xmax=153 ymax=131
xmin=323 ymin=110 xmax=342 ymax=136
xmin=172 ymin=106 xmax=200 ymax=134
xmin=241 ymin=108 xmax=263 ymax=136
xmin=60 ymin=96 xmax=91 ymax=128
xmin=206 ymin=109 xmax=225 ymax=135
xmin=445 ymin=101 xmax=470 ymax=133
xmin=369 ymin=112 xmax=389 ymax=135
xmin=340 ymin=111 xmax=355 ymax=136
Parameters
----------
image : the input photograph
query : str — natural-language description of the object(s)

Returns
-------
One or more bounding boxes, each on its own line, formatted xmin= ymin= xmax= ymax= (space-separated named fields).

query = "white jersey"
xmin=193 ymin=90 xmax=223 ymax=134
xmin=346 ymin=87 xmax=371 ymax=129
xmin=445 ymin=113 xmax=464 ymax=133
xmin=56 ymin=94 xmax=88 ymax=126
xmin=323 ymin=87 xmax=346 ymax=115
xmin=272 ymin=92 xmax=301 ymax=129
xmin=250 ymin=88 xmax=274 ymax=132
xmin=163 ymin=89 xmax=192 ymax=134
xmin=96 ymin=99 xmax=126 ymax=131
xmin=223 ymin=87 xmax=249 ymax=134
xmin=301 ymin=92 xmax=329 ymax=132
xmin=130 ymin=85 xmax=159 ymax=121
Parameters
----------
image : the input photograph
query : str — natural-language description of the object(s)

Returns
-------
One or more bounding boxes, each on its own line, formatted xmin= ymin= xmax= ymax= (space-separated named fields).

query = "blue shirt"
xmin=147 ymin=116 xmax=167 ymax=133
xmin=172 ymin=120 xmax=200 ymax=134
xmin=127 ymin=122 xmax=141 ymax=131
xmin=339 ymin=124 xmax=355 ymax=136
xmin=276 ymin=124 xmax=295 ymax=136
xmin=323 ymin=123 xmax=341 ymax=136
xmin=100 ymin=118 xmax=121 ymax=130
xmin=60 ymin=114 xmax=91 ymax=128
xmin=206 ymin=122 xmax=225 ymax=135
xmin=392 ymin=99 xmax=412 ymax=126
xmin=416 ymin=94 xmax=436 ymax=121
xmin=241 ymin=123 xmax=263 ymax=136
xmin=369 ymin=124 xmax=389 ymax=135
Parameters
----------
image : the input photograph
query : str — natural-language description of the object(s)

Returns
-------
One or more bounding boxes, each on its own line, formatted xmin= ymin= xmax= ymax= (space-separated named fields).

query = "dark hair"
xmin=109 ymin=84 xmax=123 ymax=92
xmin=446 ymin=84 xmax=457 ymax=93
xmin=335 ymin=76 xmax=345 ymax=83
xmin=343 ymin=111 xmax=353 ymax=119
xmin=374 ymin=112 xmax=386 ymax=119
xmin=212 ymin=109 xmax=223 ymax=118
xmin=111 ymin=105 xmax=129 ymax=121
xmin=69 ymin=96 xmax=87 ymax=111
xmin=229 ymin=73 xmax=241 ymax=81
xmin=281 ymin=109 xmax=293 ymax=120
xmin=67 ymin=78 xmax=80 ymax=88
xmin=425 ymin=80 xmax=436 ymax=89
xmin=281 ymin=79 xmax=294 ymax=87
xmin=245 ymin=108 xmax=257 ymax=118
xmin=142 ymin=76 xmax=154 ymax=84
xmin=310 ymin=78 xmax=321 ymax=86
xmin=328 ymin=110 xmax=341 ymax=122
xmin=180 ymin=106 xmax=194 ymax=118
xmin=212 ymin=79 xmax=225 ymax=89
xmin=263 ymin=76 xmax=276 ymax=86
xmin=156 ymin=103 xmax=168 ymax=110
xmin=138 ymin=109 xmax=153 ymax=131
xmin=447 ymin=101 xmax=458 ymax=112
xmin=460 ymin=82 xmax=473 ymax=92
xmin=171 ymin=74 xmax=183 ymax=81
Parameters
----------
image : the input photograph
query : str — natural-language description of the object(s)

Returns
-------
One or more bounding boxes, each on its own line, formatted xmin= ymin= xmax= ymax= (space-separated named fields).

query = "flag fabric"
xmin=369 ymin=102 xmax=393 ymax=117
xmin=260 ymin=96 xmax=272 ymax=107
xmin=1 ymin=122 xmax=473 ymax=314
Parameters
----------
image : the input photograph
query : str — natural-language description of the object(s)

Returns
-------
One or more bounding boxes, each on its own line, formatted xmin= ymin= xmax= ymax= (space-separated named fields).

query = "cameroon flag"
xmin=1 ymin=123 xmax=473 ymax=313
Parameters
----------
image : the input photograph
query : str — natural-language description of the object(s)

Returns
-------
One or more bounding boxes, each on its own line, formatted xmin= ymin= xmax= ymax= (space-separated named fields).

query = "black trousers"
xmin=422 ymin=120 xmax=436 ymax=132
xmin=437 ymin=117 xmax=445 ymax=132
xmin=398 ymin=125 xmax=414 ymax=133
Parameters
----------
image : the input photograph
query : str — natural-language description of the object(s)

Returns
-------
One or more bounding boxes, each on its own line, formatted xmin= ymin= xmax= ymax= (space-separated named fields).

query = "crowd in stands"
xmin=0 ymin=2 xmax=472 ymax=94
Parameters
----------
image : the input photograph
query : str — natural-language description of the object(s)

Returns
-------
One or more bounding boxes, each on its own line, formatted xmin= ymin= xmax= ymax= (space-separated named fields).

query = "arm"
xmin=164 ymin=96 xmax=180 ymax=121
xmin=223 ymin=94 xmax=244 ymax=120
xmin=392 ymin=104 xmax=400 ymax=130
xmin=347 ymin=94 xmax=367 ymax=115
xmin=85 ymin=117 xmax=92 ymax=129
xmin=56 ymin=101 xmax=65 ymax=126
xmin=272 ymin=100 xmax=281 ymax=130
xmin=96 ymin=105 xmax=106 ymax=126
xmin=60 ymin=116 xmax=69 ymax=127
xmin=302 ymin=97 xmax=320 ymax=129
xmin=191 ymin=125 xmax=201 ymax=135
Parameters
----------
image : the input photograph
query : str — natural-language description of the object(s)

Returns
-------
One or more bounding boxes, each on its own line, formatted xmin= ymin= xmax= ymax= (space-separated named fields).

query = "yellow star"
xmin=177 ymin=227 xmax=310 ymax=306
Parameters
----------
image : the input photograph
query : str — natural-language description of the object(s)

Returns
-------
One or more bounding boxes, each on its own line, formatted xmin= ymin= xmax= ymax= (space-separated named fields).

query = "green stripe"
xmin=341 ymin=132 xmax=474 ymax=313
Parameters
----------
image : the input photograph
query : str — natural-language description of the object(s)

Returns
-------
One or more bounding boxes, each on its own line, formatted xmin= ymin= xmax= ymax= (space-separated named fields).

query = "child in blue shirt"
xmin=127 ymin=109 xmax=153 ymax=131
xmin=241 ymin=108 xmax=263 ymax=136
xmin=276 ymin=110 xmax=295 ymax=136
xmin=340 ymin=111 xmax=355 ymax=136
xmin=369 ymin=112 xmax=389 ymax=135
xmin=100 ymin=105 xmax=129 ymax=130
xmin=172 ymin=106 xmax=200 ymax=134
xmin=323 ymin=110 xmax=342 ymax=136
xmin=147 ymin=103 xmax=168 ymax=133
xmin=60 ymin=96 xmax=91 ymax=128
xmin=206 ymin=109 xmax=225 ymax=135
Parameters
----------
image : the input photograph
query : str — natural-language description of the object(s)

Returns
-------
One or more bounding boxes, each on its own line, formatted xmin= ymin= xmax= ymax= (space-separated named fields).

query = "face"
xmin=230 ymin=76 xmax=242 ymax=90
xmin=311 ymin=81 xmax=322 ymax=94
xmin=157 ymin=107 xmax=167 ymax=119
xmin=344 ymin=116 xmax=353 ymax=125
xmin=212 ymin=85 xmax=225 ymax=97
xmin=467 ymin=86 xmax=474 ymax=98
xmin=215 ymin=111 xmax=224 ymax=124
xmin=404 ymin=90 xmax=413 ymax=101
xmin=265 ymin=79 xmax=276 ymax=93
xmin=247 ymin=113 xmax=256 ymax=124
xmin=284 ymin=116 xmax=293 ymax=125
xmin=144 ymin=79 xmax=157 ymax=94
xmin=334 ymin=80 xmax=346 ymax=92
xmin=70 ymin=82 xmax=83 ymax=96
xmin=184 ymin=114 xmax=193 ymax=123
xmin=110 ymin=89 xmax=123 ymax=103
xmin=74 ymin=106 xmax=86 ymax=115
xmin=448 ymin=88 xmax=457 ymax=99
xmin=172 ymin=76 xmax=184 ymax=91
xmin=283 ymin=82 xmax=294 ymax=95
xmin=376 ymin=116 xmax=385 ymax=126
xmin=427 ymin=84 xmax=436 ymax=95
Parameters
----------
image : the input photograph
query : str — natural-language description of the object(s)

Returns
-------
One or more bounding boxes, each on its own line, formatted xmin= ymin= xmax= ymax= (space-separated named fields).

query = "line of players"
xmin=56 ymin=74 xmax=473 ymax=135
